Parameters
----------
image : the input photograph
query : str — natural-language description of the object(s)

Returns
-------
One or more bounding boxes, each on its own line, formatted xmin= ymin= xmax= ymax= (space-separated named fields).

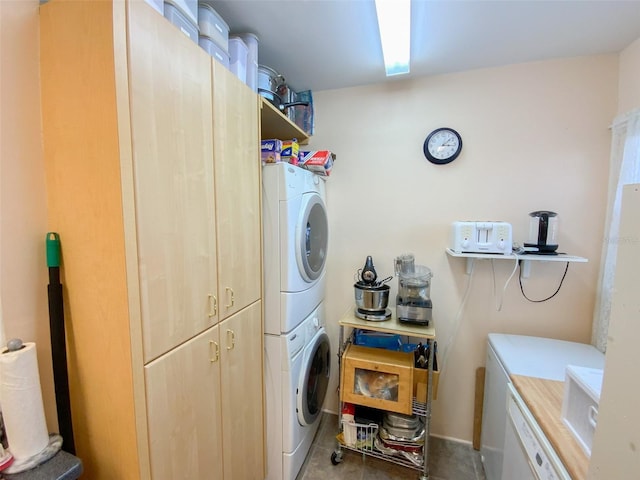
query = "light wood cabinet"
xmin=128 ymin=0 xmax=218 ymax=363
xmin=220 ymin=302 xmax=264 ymax=479
xmin=213 ymin=64 xmax=261 ymax=320
xmin=145 ymin=325 xmax=224 ymax=480
xmin=39 ymin=1 xmax=263 ymax=478
xmin=145 ymin=301 xmax=263 ymax=480
xmin=212 ymin=64 xmax=264 ymax=479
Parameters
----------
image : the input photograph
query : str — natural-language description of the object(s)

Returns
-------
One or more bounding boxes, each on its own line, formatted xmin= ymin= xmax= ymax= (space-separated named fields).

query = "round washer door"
xmin=295 ymin=193 xmax=328 ymax=283
xmin=297 ymin=330 xmax=331 ymax=426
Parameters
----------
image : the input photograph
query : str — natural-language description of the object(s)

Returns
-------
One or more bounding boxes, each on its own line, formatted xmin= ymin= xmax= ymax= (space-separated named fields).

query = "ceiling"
xmin=205 ymin=0 xmax=640 ymax=93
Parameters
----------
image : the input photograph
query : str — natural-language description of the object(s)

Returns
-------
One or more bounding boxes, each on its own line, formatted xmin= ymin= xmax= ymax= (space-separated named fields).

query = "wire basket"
xmin=338 ymin=419 xmax=379 ymax=452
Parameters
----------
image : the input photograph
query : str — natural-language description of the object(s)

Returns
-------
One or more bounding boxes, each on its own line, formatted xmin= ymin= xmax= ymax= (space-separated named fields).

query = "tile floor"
xmin=296 ymin=413 xmax=486 ymax=480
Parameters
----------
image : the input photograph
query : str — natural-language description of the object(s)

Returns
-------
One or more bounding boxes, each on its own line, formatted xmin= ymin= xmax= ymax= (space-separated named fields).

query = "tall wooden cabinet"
xmin=127 ymin=0 xmax=219 ymax=364
xmin=39 ymin=1 xmax=264 ymax=478
xmin=213 ymin=62 xmax=262 ymax=319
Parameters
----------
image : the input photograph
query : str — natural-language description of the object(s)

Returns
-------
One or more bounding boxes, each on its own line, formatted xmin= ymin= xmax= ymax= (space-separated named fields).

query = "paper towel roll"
xmin=0 ymin=342 xmax=49 ymax=461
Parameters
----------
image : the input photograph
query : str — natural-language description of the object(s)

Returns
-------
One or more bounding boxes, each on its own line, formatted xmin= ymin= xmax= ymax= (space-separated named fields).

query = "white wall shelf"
xmin=445 ymin=248 xmax=588 ymax=278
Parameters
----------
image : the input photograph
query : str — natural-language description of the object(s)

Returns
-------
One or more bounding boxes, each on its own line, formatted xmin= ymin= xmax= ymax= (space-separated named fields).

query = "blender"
xmin=394 ymin=254 xmax=433 ymax=326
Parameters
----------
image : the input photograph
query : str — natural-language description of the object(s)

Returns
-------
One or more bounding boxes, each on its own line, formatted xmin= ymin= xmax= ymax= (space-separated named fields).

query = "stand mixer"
xmin=394 ymin=254 xmax=433 ymax=326
xmin=354 ymin=256 xmax=392 ymax=321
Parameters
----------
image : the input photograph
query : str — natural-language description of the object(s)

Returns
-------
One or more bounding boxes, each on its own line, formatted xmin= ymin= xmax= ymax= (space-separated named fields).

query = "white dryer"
xmin=264 ymin=302 xmax=331 ymax=480
xmin=263 ymin=163 xmax=329 ymax=335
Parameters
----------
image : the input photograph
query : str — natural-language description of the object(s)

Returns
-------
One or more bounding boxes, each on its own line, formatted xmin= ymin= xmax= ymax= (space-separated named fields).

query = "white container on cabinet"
xmin=236 ymin=33 xmax=258 ymax=92
xmin=144 ymin=0 xmax=163 ymax=14
xmin=165 ymin=0 xmax=197 ymax=24
xmin=228 ymin=36 xmax=248 ymax=84
xmin=198 ymin=3 xmax=229 ymax=52
xmin=164 ymin=2 xmax=199 ymax=43
xmin=199 ymin=35 xmax=230 ymax=69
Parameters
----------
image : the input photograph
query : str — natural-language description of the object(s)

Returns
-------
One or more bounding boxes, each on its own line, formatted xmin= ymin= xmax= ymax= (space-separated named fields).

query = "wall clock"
xmin=423 ymin=127 xmax=462 ymax=165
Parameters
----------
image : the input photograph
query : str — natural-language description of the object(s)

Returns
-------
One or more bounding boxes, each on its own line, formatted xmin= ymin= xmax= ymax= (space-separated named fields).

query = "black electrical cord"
xmin=518 ymin=261 xmax=570 ymax=302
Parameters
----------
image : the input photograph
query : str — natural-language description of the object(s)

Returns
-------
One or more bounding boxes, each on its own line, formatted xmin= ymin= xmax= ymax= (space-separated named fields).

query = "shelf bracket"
xmin=465 ymin=257 xmax=475 ymax=275
xmin=521 ymin=260 xmax=532 ymax=279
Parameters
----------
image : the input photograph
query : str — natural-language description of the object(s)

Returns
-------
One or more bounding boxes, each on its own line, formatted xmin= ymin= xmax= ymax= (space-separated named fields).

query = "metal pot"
xmin=258 ymin=88 xmax=309 ymax=115
xmin=354 ymin=282 xmax=390 ymax=312
xmin=258 ymin=64 xmax=309 ymax=116
xmin=258 ymin=64 xmax=284 ymax=105
xmin=258 ymin=64 xmax=283 ymax=90
xmin=277 ymin=83 xmax=298 ymax=122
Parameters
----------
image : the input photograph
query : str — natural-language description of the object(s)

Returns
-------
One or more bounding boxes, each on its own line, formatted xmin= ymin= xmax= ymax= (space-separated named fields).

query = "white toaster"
xmin=450 ymin=221 xmax=513 ymax=254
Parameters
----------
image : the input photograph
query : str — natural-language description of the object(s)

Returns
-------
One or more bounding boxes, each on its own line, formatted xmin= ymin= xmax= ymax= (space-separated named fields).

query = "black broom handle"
xmin=46 ymin=233 xmax=75 ymax=454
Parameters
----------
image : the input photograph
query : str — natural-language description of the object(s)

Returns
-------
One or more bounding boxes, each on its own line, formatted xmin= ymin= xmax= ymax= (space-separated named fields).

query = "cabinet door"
xmin=220 ymin=301 xmax=264 ymax=479
xmin=128 ymin=1 xmax=218 ymax=362
xmin=212 ymin=63 xmax=261 ymax=319
xmin=144 ymin=325 xmax=223 ymax=480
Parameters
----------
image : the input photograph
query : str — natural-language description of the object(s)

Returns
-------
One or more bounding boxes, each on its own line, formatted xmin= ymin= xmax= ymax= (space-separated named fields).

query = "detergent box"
xmin=299 ymin=150 xmax=335 ymax=176
xmin=261 ymin=139 xmax=283 ymax=164
xmin=281 ymin=139 xmax=299 ymax=164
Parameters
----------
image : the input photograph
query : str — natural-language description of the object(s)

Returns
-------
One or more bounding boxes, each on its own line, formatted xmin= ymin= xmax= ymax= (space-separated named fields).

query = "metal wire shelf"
xmin=335 ymin=418 xmax=425 ymax=472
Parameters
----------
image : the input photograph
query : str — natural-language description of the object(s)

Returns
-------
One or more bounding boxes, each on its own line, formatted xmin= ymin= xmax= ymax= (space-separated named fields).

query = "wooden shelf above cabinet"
xmin=260 ymin=97 xmax=309 ymax=145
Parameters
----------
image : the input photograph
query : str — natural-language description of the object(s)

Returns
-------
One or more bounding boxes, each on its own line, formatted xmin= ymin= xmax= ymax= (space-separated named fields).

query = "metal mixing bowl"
xmin=354 ymin=283 xmax=390 ymax=311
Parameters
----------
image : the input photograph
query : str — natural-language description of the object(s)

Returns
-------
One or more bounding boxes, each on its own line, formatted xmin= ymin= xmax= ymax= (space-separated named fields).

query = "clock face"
xmin=423 ymin=128 xmax=462 ymax=164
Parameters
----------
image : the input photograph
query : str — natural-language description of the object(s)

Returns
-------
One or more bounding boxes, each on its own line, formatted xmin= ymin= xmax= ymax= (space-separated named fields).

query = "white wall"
xmin=313 ymin=55 xmax=618 ymax=442
xmin=618 ymin=36 xmax=640 ymax=115
xmin=0 ymin=0 xmax=57 ymax=432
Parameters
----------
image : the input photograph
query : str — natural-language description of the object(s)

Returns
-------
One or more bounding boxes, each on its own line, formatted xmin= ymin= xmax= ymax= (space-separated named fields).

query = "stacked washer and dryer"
xmin=262 ymin=163 xmax=331 ymax=480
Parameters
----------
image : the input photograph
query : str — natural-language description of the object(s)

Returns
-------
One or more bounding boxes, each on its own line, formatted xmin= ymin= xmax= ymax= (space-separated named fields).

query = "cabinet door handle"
xmin=226 ymin=329 xmax=235 ymax=350
xmin=209 ymin=340 xmax=219 ymax=363
xmin=225 ymin=287 xmax=234 ymax=308
xmin=208 ymin=294 xmax=217 ymax=317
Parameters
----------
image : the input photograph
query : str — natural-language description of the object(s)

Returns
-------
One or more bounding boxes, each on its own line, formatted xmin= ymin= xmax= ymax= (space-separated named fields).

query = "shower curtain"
xmin=591 ymin=108 xmax=640 ymax=352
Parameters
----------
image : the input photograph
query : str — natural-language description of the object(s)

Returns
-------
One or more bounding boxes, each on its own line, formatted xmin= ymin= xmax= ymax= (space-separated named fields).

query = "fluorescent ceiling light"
xmin=374 ymin=0 xmax=411 ymax=76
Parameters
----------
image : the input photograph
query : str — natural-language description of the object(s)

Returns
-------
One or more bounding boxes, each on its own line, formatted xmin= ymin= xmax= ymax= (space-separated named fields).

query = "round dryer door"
xmin=297 ymin=330 xmax=331 ymax=426
xmin=295 ymin=193 xmax=328 ymax=283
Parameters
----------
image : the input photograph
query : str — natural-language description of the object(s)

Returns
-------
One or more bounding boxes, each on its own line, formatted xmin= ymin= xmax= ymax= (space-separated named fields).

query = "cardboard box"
xmin=300 ymin=150 xmax=335 ymax=176
xmin=261 ymin=139 xmax=282 ymax=164
xmin=340 ymin=344 xmax=414 ymax=415
xmin=281 ymin=139 xmax=299 ymax=164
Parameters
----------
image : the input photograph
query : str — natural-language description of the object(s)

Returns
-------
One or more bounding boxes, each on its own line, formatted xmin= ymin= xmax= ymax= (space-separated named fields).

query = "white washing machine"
xmin=263 ymin=163 xmax=329 ymax=335
xmin=264 ymin=302 xmax=331 ymax=480
xmin=481 ymin=333 xmax=605 ymax=480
